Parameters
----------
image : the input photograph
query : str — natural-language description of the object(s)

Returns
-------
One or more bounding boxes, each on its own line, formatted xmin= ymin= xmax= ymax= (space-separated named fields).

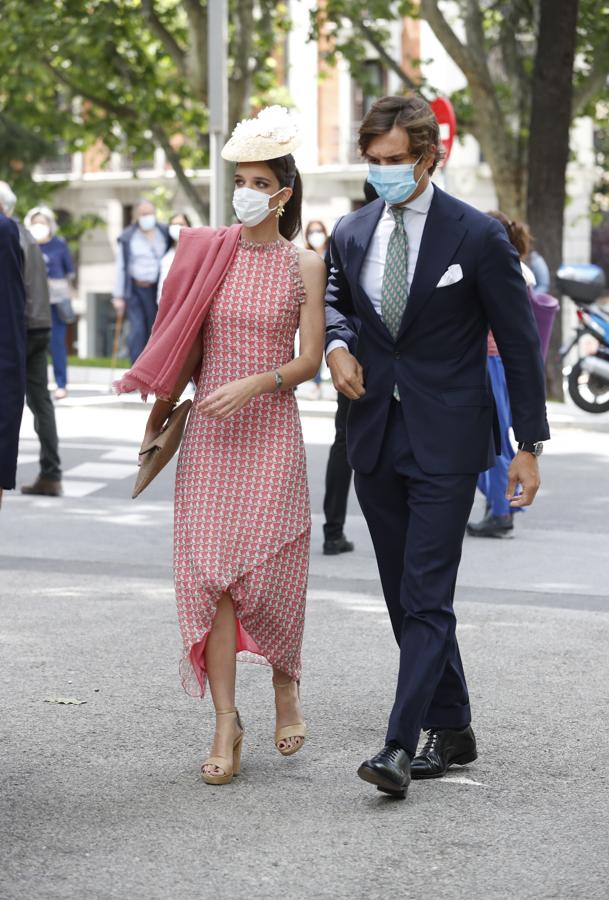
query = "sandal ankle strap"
xmin=272 ymin=679 xmax=294 ymax=688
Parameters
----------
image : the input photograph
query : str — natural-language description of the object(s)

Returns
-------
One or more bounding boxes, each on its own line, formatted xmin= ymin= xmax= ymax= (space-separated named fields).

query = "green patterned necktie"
xmin=381 ymin=206 xmax=409 ymax=339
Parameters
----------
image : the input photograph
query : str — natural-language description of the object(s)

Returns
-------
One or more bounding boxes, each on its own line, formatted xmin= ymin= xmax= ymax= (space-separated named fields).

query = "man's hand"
xmin=506 ymin=450 xmax=541 ymax=508
xmin=112 ymin=297 xmax=125 ymax=315
xmin=327 ymin=348 xmax=365 ymax=400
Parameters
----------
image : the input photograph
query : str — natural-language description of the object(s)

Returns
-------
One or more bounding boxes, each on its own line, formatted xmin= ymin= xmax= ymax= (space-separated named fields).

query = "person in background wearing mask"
xmin=157 ymin=212 xmax=192 ymax=304
xmin=0 ymin=206 xmax=26 ymax=510
xmin=112 ymin=200 xmax=170 ymax=363
xmin=24 ymin=206 xmax=75 ymax=401
xmin=1 ymin=185 xmax=63 ymax=497
xmin=115 ymin=106 xmax=325 ymax=786
xmin=467 ymin=212 xmax=537 ymax=538
xmin=305 ymin=220 xmax=328 ymax=255
xmin=325 ymin=93 xmax=548 ymax=799
xmin=303 ymin=221 xmax=329 ymax=399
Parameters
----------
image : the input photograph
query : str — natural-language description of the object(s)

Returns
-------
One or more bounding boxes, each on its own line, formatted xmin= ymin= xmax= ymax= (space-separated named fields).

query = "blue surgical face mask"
xmin=367 ymin=157 xmax=424 ymax=205
xmin=138 ymin=214 xmax=156 ymax=232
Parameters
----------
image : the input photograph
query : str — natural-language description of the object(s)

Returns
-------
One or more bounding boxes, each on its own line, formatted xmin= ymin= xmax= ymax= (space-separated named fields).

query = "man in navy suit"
xmin=0 ymin=213 xmax=26 ymax=508
xmin=325 ymin=95 xmax=549 ymax=799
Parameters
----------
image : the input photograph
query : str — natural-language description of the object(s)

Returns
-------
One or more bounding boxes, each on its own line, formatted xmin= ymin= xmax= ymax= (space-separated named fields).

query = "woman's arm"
xmin=140 ymin=330 xmax=204 ymax=453
xmin=197 ymin=248 xmax=326 ymax=420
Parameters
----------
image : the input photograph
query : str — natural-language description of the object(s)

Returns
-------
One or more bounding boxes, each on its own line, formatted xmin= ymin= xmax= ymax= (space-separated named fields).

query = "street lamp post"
xmin=208 ymin=0 xmax=228 ymax=226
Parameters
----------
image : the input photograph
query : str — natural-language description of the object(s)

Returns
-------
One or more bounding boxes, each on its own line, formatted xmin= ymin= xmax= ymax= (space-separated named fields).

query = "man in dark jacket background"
xmin=0 ymin=208 xmax=26 ymax=508
xmin=0 ymin=181 xmax=63 ymax=497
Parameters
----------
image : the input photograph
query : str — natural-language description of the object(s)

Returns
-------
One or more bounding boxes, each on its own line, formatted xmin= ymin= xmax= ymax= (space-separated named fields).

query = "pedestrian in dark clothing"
xmin=112 ymin=200 xmax=170 ymax=363
xmin=1 ymin=185 xmax=63 ymax=496
xmin=0 ymin=204 xmax=26 ymax=507
xmin=321 ymin=238 xmax=355 ymax=555
xmin=25 ymin=206 xmax=75 ymax=400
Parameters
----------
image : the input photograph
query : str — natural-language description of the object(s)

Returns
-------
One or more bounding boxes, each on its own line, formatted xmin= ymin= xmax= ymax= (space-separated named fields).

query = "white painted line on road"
xmin=101 ymin=448 xmax=140 ymax=462
xmin=62 ymin=480 xmax=106 ymax=497
xmin=441 ymin=776 xmax=486 ymax=786
xmin=64 ymin=462 xmax=135 ymax=480
xmin=17 ymin=454 xmax=39 ymax=465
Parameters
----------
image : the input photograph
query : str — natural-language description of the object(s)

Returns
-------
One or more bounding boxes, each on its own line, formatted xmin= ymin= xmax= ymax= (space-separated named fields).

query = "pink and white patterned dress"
xmin=174 ymin=238 xmax=311 ymax=697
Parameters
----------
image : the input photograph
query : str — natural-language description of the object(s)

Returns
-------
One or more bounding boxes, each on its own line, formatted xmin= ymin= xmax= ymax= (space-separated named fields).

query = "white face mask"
xmin=308 ymin=231 xmax=326 ymax=250
xmin=138 ymin=214 xmax=156 ymax=231
xmin=232 ymin=187 xmax=283 ymax=228
xmin=30 ymin=222 xmax=51 ymax=242
xmin=169 ymin=223 xmax=183 ymax=242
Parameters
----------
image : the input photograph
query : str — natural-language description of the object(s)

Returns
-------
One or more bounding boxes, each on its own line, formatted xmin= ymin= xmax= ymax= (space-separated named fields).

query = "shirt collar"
xmin=384 ymin=180 xmax=435 ymax=218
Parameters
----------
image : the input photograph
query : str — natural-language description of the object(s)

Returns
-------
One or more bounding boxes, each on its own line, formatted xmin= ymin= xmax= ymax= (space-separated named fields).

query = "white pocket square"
xmin=436 ymin=264 xmax=463 ymax=288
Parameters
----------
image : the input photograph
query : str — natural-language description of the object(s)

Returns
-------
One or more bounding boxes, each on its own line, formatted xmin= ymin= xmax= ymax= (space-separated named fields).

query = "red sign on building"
xmin=430 ymin=97 xmax=457 ymax=167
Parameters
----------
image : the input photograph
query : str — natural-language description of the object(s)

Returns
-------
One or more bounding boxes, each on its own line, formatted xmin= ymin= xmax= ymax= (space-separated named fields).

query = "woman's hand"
xmin=197 ymin=376 xmax=262 ymax=420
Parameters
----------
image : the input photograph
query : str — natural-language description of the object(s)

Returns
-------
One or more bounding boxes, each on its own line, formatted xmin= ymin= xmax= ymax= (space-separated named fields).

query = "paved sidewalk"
xmin=1 ymin=398 xmax=608 ymax=899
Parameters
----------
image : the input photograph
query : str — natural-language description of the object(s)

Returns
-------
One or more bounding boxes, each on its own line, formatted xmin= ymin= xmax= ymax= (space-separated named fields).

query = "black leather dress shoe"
xmin=357 ymin=742 xmax=411 ymax=798
xmin=323 ymin=535 xmax=354 ymax=555
xmin=467 ymin=512 xmax=513 ymax=537
xmin=411 ymin=726 xmax=477 ymax=779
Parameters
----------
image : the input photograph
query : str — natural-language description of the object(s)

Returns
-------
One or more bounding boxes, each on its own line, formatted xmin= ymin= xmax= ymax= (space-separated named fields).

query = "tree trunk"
xmin=526 ymin=0 xmax=580 ymax=401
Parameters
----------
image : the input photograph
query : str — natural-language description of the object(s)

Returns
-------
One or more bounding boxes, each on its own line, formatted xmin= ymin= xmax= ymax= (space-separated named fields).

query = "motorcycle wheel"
xmin=567 ymin=360 xmax=609 ymax=413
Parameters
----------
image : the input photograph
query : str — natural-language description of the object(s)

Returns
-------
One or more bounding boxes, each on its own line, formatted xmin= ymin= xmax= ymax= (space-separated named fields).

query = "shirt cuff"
xmin=326 ymin=339 xmax=349 ymax=360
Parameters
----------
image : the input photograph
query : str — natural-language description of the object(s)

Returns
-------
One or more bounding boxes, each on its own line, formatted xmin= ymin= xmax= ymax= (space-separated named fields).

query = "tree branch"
xmin=356 ymin=20 xmax=418 ymax=90
xmin=572 ymin=45 xmax=609 ymax=117
xmin=182 ymin=0 xmax=207 ymax=100
xmin=150 ymin=123 xmax=207 ymax=220
xmin=42 ymin=59 xmax=136 ymax=119
xmin=140 ymin=0 xmax=187 ymax=77
xmin=419 ymin=0 xmax=478 ymax=82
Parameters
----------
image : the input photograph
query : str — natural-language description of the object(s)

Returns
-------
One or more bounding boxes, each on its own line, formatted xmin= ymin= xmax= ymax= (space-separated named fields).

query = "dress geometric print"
xmin=174 ymin=238 xmax=311 ymax=697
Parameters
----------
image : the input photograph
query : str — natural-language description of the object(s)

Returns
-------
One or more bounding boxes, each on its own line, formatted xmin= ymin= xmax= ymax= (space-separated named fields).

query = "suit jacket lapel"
xmin=397 ymin=187 xmax=467 ymax=340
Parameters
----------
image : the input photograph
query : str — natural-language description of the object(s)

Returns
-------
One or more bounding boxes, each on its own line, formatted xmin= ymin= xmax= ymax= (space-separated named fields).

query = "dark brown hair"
xmin=358 ymin=94 xmax=445 ymax=175
xmin=265 ymin=154 xmax=302 ymax=241
xmin=488 ymin=210 xmax=531 ymax=259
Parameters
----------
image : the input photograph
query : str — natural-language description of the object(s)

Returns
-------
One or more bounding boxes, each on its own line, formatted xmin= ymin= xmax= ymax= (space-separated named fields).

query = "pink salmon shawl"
xmin=114 ymin=223 xmax=243 ymax=399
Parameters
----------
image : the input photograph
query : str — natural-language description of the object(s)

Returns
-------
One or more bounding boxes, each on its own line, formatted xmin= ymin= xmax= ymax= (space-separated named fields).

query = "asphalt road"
xmin=1 ymin=388 xmax=608 ymax=900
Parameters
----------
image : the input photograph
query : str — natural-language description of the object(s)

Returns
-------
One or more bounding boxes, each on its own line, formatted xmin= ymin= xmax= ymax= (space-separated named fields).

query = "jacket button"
xmin=394 ymin=351 xmax=401 ymax=359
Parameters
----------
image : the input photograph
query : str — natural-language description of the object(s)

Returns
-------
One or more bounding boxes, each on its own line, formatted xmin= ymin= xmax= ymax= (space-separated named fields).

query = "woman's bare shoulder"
xmin=296 ymin=246 xmax=326 ymax=279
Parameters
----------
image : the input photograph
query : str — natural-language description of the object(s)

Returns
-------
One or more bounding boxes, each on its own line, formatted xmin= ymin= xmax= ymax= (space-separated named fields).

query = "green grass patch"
xmin=68 ymin=356 xmax=130 ymax=369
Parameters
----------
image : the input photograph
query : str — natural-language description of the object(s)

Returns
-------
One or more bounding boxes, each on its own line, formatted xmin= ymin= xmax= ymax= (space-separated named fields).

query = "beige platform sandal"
xmin=201 ymin=708 xmax=244 ymax=785
xmin=273 ymin=679 xmax=307 ymax=757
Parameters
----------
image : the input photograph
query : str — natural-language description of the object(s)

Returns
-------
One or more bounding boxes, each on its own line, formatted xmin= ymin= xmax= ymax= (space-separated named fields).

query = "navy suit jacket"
xmin=325 ymin=186 xmax=550 ymax=475
xmin=0 ymin=215 xmax=26 ymax=490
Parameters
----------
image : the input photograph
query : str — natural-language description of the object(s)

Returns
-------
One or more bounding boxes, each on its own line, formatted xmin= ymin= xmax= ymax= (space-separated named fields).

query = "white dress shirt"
xmin=327 ymin=180 xmax=435 ymax=357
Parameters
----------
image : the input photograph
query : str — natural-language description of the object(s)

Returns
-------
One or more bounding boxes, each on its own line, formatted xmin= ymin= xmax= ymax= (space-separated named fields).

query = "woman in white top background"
xmin=157 ymin=212 xmax=191 ymax=304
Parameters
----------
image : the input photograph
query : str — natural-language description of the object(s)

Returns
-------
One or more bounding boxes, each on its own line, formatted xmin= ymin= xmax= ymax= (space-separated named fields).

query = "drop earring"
xmin=276 ymin=201 xmax=285 ymax=219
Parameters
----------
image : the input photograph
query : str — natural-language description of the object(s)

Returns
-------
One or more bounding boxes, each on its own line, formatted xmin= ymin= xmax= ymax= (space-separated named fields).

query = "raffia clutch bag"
xmin=132 ymin=399 xmax=192 ymax=499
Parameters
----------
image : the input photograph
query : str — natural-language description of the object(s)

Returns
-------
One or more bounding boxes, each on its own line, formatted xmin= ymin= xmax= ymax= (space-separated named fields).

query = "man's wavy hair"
xmin=358 ymin=94 xmax=445 ymax=175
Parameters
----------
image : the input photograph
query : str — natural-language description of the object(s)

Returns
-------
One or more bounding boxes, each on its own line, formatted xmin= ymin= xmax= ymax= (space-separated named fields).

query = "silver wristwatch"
xmin=273 ymin=370 xmax=284 ymax=392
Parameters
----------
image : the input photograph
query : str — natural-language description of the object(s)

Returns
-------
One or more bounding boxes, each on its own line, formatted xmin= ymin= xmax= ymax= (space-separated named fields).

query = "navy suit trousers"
xmin=354 ymin=400 xmax=477 ymax=756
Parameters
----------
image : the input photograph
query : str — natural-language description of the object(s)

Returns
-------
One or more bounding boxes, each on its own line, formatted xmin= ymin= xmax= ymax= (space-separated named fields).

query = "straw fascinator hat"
xmin=221 ymin=105 xmax=301 ymax=162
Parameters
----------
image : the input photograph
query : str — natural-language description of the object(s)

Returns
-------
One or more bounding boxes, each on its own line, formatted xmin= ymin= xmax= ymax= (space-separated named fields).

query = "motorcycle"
xmin=558 ymin=264 xmax=609 ymax=413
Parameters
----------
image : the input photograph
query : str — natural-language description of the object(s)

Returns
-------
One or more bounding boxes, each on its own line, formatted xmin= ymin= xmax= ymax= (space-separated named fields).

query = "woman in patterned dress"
xmin=139 ymin=110 xmax=326 ymax=784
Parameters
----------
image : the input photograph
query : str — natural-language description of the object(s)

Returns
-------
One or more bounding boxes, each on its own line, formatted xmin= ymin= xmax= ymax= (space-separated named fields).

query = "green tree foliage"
xmin=313 ymin=0 xmax=609 ymax=219
xmin=0 ymin=0 xmax=291 ymax=219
